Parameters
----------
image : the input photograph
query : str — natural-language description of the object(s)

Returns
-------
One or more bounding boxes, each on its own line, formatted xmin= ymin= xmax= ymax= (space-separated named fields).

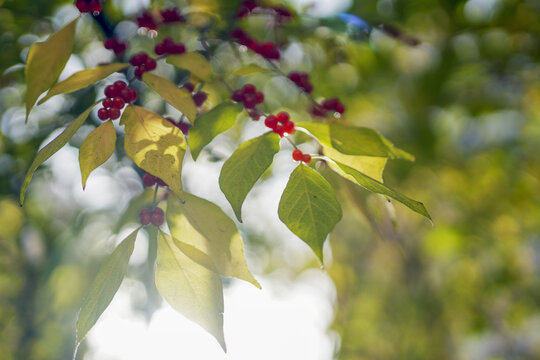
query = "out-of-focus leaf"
xmin=155 ymin=231 xmax=226 ymax=351
xmin=167 ymin=192 xmax=260 ymax=287
xmin=278 ymin=164 xmax=342 ymax=262
xmin=25 ymin=16 xmax=78 ymax=120
xmin=20 ymin=103 xmax=96 ymax=205
xmin=329 ymin=161 xmax=431 ymax=221
xmin=142 ymin=72 xmax=197 ymax=123
xmin=0 ymin=199 xmax=24 ymax=240
xmin=166 ymin=52 xmax=213 ymax=81
xmin=188 ymin=102 xmax=243 ymax=160
xmin=79 ymin=120 xmax=116 ymax=189
xmin=76 ymin=228 xmax=138 ymax=342
xmin=232 ymin=64 xmax=270 ymax=76
xmin=219 ymin=132 xmax=280 ymax=221
xmin=120 ymin=105 xmax=186 ymax=196
xmin=38 ymin=63 xmax=128 ymax=104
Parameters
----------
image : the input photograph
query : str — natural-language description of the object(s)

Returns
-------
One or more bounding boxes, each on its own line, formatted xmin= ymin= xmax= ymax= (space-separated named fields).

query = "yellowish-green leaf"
xmin=232 ymin=64 xmax=270 ymax=77
xmin=79 ymin=120 xmax=117 ymax=189
xmin=297 ymin=122 xmax=387 ymax=181
xmin=156 ymin=231 xmax=226 ymax=351
xmin=38 ymin=63 xmax=128 ymax=105
xmin=329 ymin=161 xmax=432 ymax=221
xmin=121 ymin=105 xmax=186 ymax=196
xmin=20 ymin=103 xmax=96 ymax=205
xmin=167 ymin=192 xmax=260 ymax=288
xmin=142 ymin=72 xmax=197 ymax=123
xmin=77 ymin=228 xmax=138 ymax=342
xmin=219 ymin=132 xmax=280 ymax=221
xmin=167 ymin=52 xmax=213 ymax=81
xmin=0 ymin=199 xmax=24 ymax=240
xmin=278 ymin=164 xmax=342 ymax=263
xmin=25 ymin=16 xmax=78 ymax=120
xmin=189 ymin=102 xmax=243 ymax=160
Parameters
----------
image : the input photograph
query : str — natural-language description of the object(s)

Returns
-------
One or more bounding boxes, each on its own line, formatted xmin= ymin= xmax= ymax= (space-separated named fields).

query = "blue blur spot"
xmin=338 ymin=13 xmax=372 ymax=34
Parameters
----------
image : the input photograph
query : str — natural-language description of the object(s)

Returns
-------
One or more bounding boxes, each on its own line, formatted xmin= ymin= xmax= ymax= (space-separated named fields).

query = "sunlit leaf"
xmin=79 ymin=120 xmax=117 ymax=189
xmin=76 ymin=228 xmax=138 ymax=342
xmin=155 ymin=231 xmax=226 ymax=351
xmin=297 ymin=122 xmax=388 ymax=181
xmin=232 ymin=64 xmax=270 ymax=77
xmin=278 ymin=164 xmax=342 ymax=262
xmin=219 ymin=132 xmax=280 ymax=221
xmin=142 ymin=72 xmax=197 ymax=122
xmin=38 ymin=63 xmax=128 ymax=104
xmin=0 ymin=199 xmax=24 ymax=240
xmin=25 ymin=16 xmax=78 ymax=120
xmin=20 ymin=103 xmax=96 ymax=205
xmin=167 ymin=192 xmax=260 ymax=288
xmin=188 ymin=102 xmax=243 ymax=160
xmin=329 ymin=161 xmax=432 ymax=221
xmin=166 ymin=52 xmax=213 ymax=81
xmin=120 ymin=105 xmax=186 ymax=196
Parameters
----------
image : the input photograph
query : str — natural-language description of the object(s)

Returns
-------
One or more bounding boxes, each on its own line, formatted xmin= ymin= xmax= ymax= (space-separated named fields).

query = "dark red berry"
xmin=144 ymin=58 xmax=157 ymax=71
xmin=171 ymin=43 xmax=186 ymax=55
xmin=292 ymin=149 xmax=303 ymax=161
xmin=109 ymin=107 xmax=121 ymax=120
xmin=231 ymin=89 xmax=244 ymax=102
xmin=97 ymin=108 xmax=109 ymax=120
xmin=231 ymin=28 xmax=247 ymax=40
xmin=155 ymin=178 xmax=167 ymax=187
xmin=112 ymin=97 xmax=125 ymax=109
xmin=155 ymin=43 xmax=166 ymax=56
xmin=76 ymin=0 xmax=90 ymax=13
xmin=139 ymin=208 xmax=152 ymax=226
xmin=243 ymin=93 xmax=257 ymax=109
xmin=104 ymin=38 xmax=117 ymax=50
xmin=113 ymin=42 xmax=127 ymax=55
xmin=114 ymin=81 xmax=127 ymax=90
xmin=302 ymin=154 xmax=312 ymax=163
xmin=151 ymin=207 xmax=165 ymax=226
xmin=89 ymin=0 xmax=102 ymax=14
xmin=322 ymin=98 xmax=338 ymax=111
xmin=264 ymin=115 xmax=278 ymax=129
xmin=192 ymin=92 xmax=208 ymax=107
xmin=183 ymin=82 xmax=195 ymax=93
xmin=102 ymin=98 xmax=114 ymax=108
xmin=277 ymin=112 xmax=289 ymax=123
xmin=334 ymin=102 xmax=345 ymax=114
xmin=310 ymin=105 xmax=326 ymax=117
xmin=134 ymin=67 xmax=145 ymax=79
xmin=130 ymin=52 xmax=148 ymax=67
xmin=161 ymin=8 xmax=184 ymax=23
xmin=243 ymin=84 xmax=256 ymax=94
xmin=104 ymin=85 xmax=118 ymax=98
xmin=254 ymin=91 xmax=264 ymax=104
xmin=142 ymin=173 xmax=156 ymax=187
xmin=248 ymin=109 xmax=262 ymax=120
xmin=177 ymin=121 xmax=191 ymax=135
xmin=137 ymin=12 xmax=158 ymax=30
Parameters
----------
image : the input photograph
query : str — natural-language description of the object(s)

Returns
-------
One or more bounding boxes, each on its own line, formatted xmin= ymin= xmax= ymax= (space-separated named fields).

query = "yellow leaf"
xmin=79 ymin=120 xmax=117 ymax=189
xmin=120 ymin=105 xmax=186 ymax=196
xmin=167 ymin=52 xmax=213 ymax=81
xmin=142 ymin=72 xmax=197 ymax=123
xmin=156 ymin=231 xmax=226 ymax=351
xmin=25 ymin=16 xmax=78 ymax=120
xmin=39 ymin=63 xmax=128 ymax=105
xmin=167 ymin=192 xmax=260 ymax=288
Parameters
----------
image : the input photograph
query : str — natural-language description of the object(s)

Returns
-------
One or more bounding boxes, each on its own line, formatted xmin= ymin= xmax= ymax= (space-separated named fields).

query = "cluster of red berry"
xmin=292 ymin=149 xmax=312 ymax=163
xmin=142 ymin=172 xmax=167 ymax=187
xmin=264 ymin=112 xmax=295 ymax=137
xmin=288 ymin=71 xmax=313 ymax=93
xmin=166 ymin=117 xmax=191 ymax=136
xmin=97 ymin=81 xmax=137 ymax=121
xmin=236 ymin=1 xmax=293 ymax=22
xmin=181 ymin=82 xmax=208 ymax=108
xmin=129 ymin=52 xmax=157 ymax=79
xmin=310 ymin=98 xmax=346 ymax=117
xmin=230 ymin=29 xmax=280 ymax=61
xmin=231 ymin=84 xmax=264 ymax=109
xmin=104 ymin=38 xmax=127 ymax=56
xmin=155 ymin=38 xmax=186 ymax=56
xmin=137 ymin=7 xmax=184 ymax=31
xmin=75 ymin=0 xmax=102 ymax=14
xmin=139 ymin=207 xmax=164 ymax=226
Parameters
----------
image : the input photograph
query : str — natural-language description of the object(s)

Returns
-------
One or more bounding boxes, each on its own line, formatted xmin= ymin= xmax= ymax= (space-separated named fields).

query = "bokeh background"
xmin=1 ymin=0 xmax=540 ymax=359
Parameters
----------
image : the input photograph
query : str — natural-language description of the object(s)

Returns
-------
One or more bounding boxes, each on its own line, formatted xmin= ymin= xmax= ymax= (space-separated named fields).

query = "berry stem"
xmin=152 ymin=183 xmax=159 ymax=205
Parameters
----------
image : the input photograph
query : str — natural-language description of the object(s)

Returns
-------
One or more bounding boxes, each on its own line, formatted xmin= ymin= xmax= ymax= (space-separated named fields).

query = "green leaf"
xmin=38 ymin=63 xmax=128 ymax=105
xmin=329 ymin=161 xmax=432 ymax=221
xmin=20 ymin=103 xmax=96 ymax=205
xmin=166 ymin=52 xmax=213 ymax=81
xmin=188 ymin=102 xmax=243 ymax=160
xmin=167 ymin=192 xmax=260 ymax=288
xmin=278 ymin=164 xmax=342 ymax=262
xmin=79 ymin=120 xmax=117 ymax=189
xmin=120 ymin=105 xmax=186 ymax=197
xmin=142 ymin=72 xmax=198 ymax=123
xmin=76 ymin=228 xmax=138 ymax=342
xmin=219 ymin=132 xmax=280 ymax=221
xmin=156 ymin=231 xmax=226 ymax=351
xmin=232 ymin=64 xmax=270 ymax=77
xmin=25 ymin=16 xmax=78 ymax=120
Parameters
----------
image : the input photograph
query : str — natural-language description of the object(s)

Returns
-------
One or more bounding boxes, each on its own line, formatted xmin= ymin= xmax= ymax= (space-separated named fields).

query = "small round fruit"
xmin=151 ymin=208 xmax=165 ymax=226
xmin=292 ymin=149 xmax=303 ymax=161
xmin=183 ymin=82 xmax=195 ymax=93
xmin=97 ymin=108 xmax=109 ymax=121
xmin=104 ymin=85 xmax=118 ymax=98
xmin=109 ymin=107 xmax=121 ymax=120
xmin=139 ymin=208 xmax=152 ymax=226
xmin=114 ymin=81 xmax=127 ymax=90
xmin=282 ymin=120 xmax=295 ymax=134
xmin=242 ymin=84 xmax=256 ymax=94
xmin=112 ymin=96 xmax=125 ymax=109
xmin=192 ymin=92 xmax=208 ymax=107
xmin=302 ymin=154 xmax=312 ymax=163
xmin=231 ymin=89 xmax=244 ymax=102
xmin=130 ymin=52 xmax=148 ymax=66
xmin=102 ymin=98 xmax=114 ymax=108
xmin=264 ymin=115 xmax=278 ymax=129
xmin=142 ymin=173 xmax=156 ymax=187
xmin=277 ymin=112 xmax=289 ymax=123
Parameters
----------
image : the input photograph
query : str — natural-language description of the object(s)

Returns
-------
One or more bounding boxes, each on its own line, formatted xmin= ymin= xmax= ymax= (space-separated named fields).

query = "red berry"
xmin=310 ymin=105 xmax=326 ymax=117
xmin=171 ymin=43 xmax=186 ymax=55
xmin=112 ymin=97 xmax=125 ymax=109
xmin=113 ymin=42 xmax=127 ymax=55
xmin=276 ymin=112 xmax=289 ymax=123
xmin=155 ymin=43 xmax=166 ymax=56
xmin=114 ymin=81 xmax=127 ymax=90
xmin=231 ymin=28 xmax=247 ymax=39
xmin=102 ymin=98 xmax=114 ymax=108
xmin=139 ymin=208 xmax=152 ymax=226
xmin=155 ymin=178 xmax=167 ymax=187
xmin=109 ymin=107 xmax=121 ymax=120
xmin=144 ymin=58 xmax=157 ymax=71
xmin=142 ymin=173 xmax=156 ymax=187
xmin=104 ymin=85 xmax=118 ymax=98
xmin=247 ymin=109 xmax=262 ymax=120
xmin=334 ymin=102 xmax=345 ymax=114
xmin=177 ymin=122 xmax=191 ymax=135
xmin=161 ymin=8 xmax=184 ymax=23
xmin=104 ymin=38 xmax=117 ymax=50
xmin=242 ymin=93 xmax=257 ymax=109
xmin=151 ymin=208 xmax=165 ymax=226
xmin=97 ymin=108 xmax=109 ymax=120
xmin=264 ymin=115 xmax=278 ymax=129
xmin=322 ymin=98 xmax=338 ymax=111
xmin=183 ymin=82 xmax=195 ymax=93
xmin=242 ymin=84 xmax=256 ymax=94
xmin=254 ymin=91 xmax=264 ymax=104
xmin=121 ymin=88 xmax=137 ymax=103
xmin=137 ymin=12 xmax=158 ymax=30
xmin=274 ymin=125 xmax=285 ymax=137
xmin=231 ymin=89 xmax=244 ymax=102
xmin=292 ymin=149 xmax=303 ymax=161
xmin=134 ymin=67 xmax=145 ymax=79
xmin=89 ymin=0 xmax=102 ymax=14
xmin=130 ymin=52 xmax=148 ymax=66
xmin=76 ymin=0 xmax=90 ymax=13
xmin=282 ymin=120 xmax=295 ymax=134
xmin=192 ymin=92 xmax=208 ymax=107
xmin=302 ymin=154 xmax=312 ymax=163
